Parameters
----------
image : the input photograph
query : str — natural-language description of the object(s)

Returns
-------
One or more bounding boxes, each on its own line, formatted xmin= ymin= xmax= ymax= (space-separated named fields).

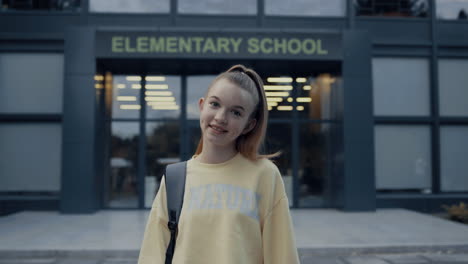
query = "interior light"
xmin=117 ymin=84 xmax=126 ymax=89
xmin=297 ymin=106 xmax=305 ymax=111
xmin=95 ymin=84 xmax=103 ymax=89
xmin=145 ymin=76 xmax=166 ymax=82
xmin=277 ymin=106 xmax=293 ymax=111
xmin=265 ymin=92 xmax=289 ymax=97
xmin=146 ymin=84 xmax=169 ymax=89
xmin=147 ymin=101 xmax=177 ymax=106
xmin=267 ymin=102 xmax=278 ymax=107
xmin=145 ymin=97 xmax=176 ymax=102
xmin=94 ymin=75 xmax=104 ymax=81
xmin=268 ymin=106 xmax=273 ymax=111
xmin=266 ymin=97 xmax=283 ymax=103
xmin=120 ymin=105 xmax=141 ymax=110
xmin=287 ymin=97 xmax=293 ymax=103
xmin=117 ymin=96 xmax=137 ymax=101
xmin=296 ymin=78 xmax=307 ymax=83
xmin=267 ymin=77 xmax=293 ymax=83
xmin=145 ymin=91 xmax=172 ymax=96
xmin=264 ymin=85 xmax=293 ymax=91
xmin=132 ymin=84 xmax=142 ymax=89
xmin=126 ymin=76 xmax=142 ymax=81
xmin=152 ymin=105 xmax=180 ymax=110
xmin=297 ymin=97 xmax=312 ymax=103
xmin=303 ymin=85 xmax=311 ymax=90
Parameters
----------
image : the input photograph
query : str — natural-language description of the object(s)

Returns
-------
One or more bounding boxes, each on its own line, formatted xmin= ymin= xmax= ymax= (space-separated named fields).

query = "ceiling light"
xmin=264 ymin=85 xmax=293 ymax=91
xmin=277 ymin=106 xmax=293 ymax=111
xmin=297 ymin=97 xmax=312 ymax=103
xmin=303 ymin=85 xmax=311 ymax=90
xmin=145 ymin=91 xmax=172 ymax=96
xmin=126 ymin=76 xmax=142 ymax=81
xmin=287 ymin=97 xmax=293 ymax=102
xmin=152 ymin=105 xmax=180 ymax=110
xmin=145 ymin=97 xmax=176 ymax=102
xmin=265 ymin=92 xmax=289 ymax=97
xmin=120 ymin=105 xmax=141 ymax=110
xmin=94 ymin=75 xmax=104 ymax=81
xmin=267 ymin=102 xmax=278 ymax=107
xmin=132 ymin=84 xmax=142 ymax=89
xmin=117 ymin=84 xmax=126 ymax=89
xmin=145 ymin=76 xmax=166 ymax=82
xmin=267 ymin=77 xmax=293 ymax=83
xmin=296 ymin=78 xmax=307 ymax=83
xmin=146 ymin=84 xmax=169 ymax=89
xmin=266 ymin=97 xmax=283 ymax=103
xmin=147 ymin=101 xmax=177 ymax=106
xmin=117 ymin=96 xmax=137 ymax=101
xmin=95 ymin=84 xmax=103 ymax=89
xmin=297 ymin=106 xmax=305 ymax=111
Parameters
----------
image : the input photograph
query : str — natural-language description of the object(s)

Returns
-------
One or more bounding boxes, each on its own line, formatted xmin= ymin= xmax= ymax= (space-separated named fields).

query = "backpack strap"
xmin=164 ymin=161 xmax=187 ymax=264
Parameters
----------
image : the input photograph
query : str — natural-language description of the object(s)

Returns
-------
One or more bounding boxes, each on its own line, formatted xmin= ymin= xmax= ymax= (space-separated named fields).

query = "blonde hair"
xmin=195 ymin=64 xmax=279 ymax=161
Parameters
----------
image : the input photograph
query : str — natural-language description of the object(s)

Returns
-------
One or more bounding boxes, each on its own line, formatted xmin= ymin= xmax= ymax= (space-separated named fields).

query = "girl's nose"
xmin=214 ymin=109 xmax=227 ymax=124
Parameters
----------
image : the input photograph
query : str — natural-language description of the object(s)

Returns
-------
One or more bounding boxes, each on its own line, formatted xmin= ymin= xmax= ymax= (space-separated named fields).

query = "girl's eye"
xmin=232 ymin=110 xmax=242 ymax=117
xmin=209 ymin=102 xmax=220 ymax=107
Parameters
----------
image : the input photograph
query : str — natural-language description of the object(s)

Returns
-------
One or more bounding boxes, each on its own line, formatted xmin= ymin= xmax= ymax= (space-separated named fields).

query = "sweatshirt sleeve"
xmin=137 ymin=177 xmax=171 ymax=264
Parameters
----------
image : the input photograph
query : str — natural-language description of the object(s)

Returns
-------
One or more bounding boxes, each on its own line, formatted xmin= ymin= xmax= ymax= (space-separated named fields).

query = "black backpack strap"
xmin=164 ymin=161 xmax=187 ymax=264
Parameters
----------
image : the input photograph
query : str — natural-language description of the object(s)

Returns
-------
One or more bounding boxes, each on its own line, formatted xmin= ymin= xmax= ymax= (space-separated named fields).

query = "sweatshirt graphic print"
xmin=137 ymin=153 xmax=300 ymax=264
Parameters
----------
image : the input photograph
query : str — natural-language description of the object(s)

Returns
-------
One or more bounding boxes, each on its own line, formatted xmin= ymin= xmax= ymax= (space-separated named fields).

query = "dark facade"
xmin=1 ymin=0 xmax=467 ymax=215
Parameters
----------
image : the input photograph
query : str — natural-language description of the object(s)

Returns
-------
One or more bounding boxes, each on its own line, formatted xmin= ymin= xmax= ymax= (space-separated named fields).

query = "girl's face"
xmin=198 ymin=78 xmax=257 ymax=151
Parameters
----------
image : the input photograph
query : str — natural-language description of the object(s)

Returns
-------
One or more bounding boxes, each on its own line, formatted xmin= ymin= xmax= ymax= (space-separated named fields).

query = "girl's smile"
xmin=198 ymin=78 xmax=257 ymax=152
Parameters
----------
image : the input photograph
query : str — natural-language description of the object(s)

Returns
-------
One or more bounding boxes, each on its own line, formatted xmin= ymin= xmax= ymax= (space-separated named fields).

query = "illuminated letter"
xmin=192 ymin=37 xmax=204 ymax=53
xmin=112 ymin=36 xmax=124 ymax=53
xmin=288 ymin=38 xmax=301 ymax=55
xmin=302 ymin=39 xmax=316 ymax=55
xmin=124 ymin=37 xmax=136 ymax=53
xmin=274 ymin=38 xmax=287 ymax=54
xmin=137 ymin=37 xmax=149 ymax=53
xmin=260 ymin=38 xmax=273 ymax=54
xmin=202 ymin=38 xmax=216 ymax=54
xmin=317 ymin=39 xmax=328 ymax=55
xmin=179 ymin=37 xmax=191 ymax=53
xmin=230 ymin=38 xmax=242 ymax=53
xmin=150 ymin=37 xmax=165 ymax=53
xmin=247 ymin=38 xmax=260 ymax=54
xmin=217 ymin=38 xmax=230 ymax=54
xmin=166 ymin=37 xmax=177 ymax=53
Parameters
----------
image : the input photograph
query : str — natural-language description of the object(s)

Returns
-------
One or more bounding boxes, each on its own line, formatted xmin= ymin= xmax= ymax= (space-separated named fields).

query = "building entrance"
xmin=96 ymin=59 xmax=343 ymax=209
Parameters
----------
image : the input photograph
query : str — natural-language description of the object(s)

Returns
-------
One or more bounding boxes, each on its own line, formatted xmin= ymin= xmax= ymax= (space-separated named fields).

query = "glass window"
xmin=436 ymin=0 xmax=468 ymax=20
xmin=90 ymin=0 xmax=169 ymax=13
xmin=440 ymin=126 xmax=468 ymax=192
xmin=178 ymin=0 xmax=256 ymax=15
xmin=0 ymin=53 xmax=63 ymax=114
xmin=375 ymin=125 xmax=432 ymax=191
xmin=372 ymin=58 xmax=430 ymax=116
xmin=146 ymin=76 xmax=181 ymax=120
xmin=264 ymin=123 xmax=293 ymax=206
xmin=0 ymin=124 xmax=61 ymax=191
xmin=266 ymin=0 xmax=346 ymax=17
xmin=299 ymin=122 xmax=332 ymax=207
xmin=187 ymin=75 xmax=215 ymax=120
xmin=108 ymin=122 xmax=139 ymax=208
xmin=265 ymin=75 xmax=293 ymax=119
xmin=438 ymin=59 xmax=468 ymax=117
xmin=145 ymin=122 xmax=180 ymax=207
xmin=355 ymin=0 xmax=429 ymax=18
xmin=112 ymin=75 xmax=141 ymax=119
xmin=297 ymin=74 xmax=342 ymax=120
xmin=1 ymin=0 xmax=80 ymax=11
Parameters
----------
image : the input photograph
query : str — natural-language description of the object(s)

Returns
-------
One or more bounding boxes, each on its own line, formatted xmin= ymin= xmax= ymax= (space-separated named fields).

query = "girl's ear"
xmin=198 ymin=97 xmax=205 ymax=111
xmin=242 ymin=118 xmax=257 ymax=135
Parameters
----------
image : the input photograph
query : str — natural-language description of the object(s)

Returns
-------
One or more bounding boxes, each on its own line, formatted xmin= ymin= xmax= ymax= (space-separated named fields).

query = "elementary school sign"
xmin=96 ymin=31 xmax=342 ymax=60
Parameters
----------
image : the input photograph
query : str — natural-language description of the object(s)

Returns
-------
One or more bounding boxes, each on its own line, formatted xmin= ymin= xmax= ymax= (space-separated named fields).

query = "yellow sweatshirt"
xmin=138 ymin=153 xmax=300 ymax=264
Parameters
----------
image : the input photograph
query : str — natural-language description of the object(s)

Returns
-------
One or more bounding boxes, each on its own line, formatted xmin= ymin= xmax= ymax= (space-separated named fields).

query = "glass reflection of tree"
xmin=111 ymin=134 xmax=138 ymax=196
xmin=300 ymin=124 xmax=324 ymax=197
xmin=146 ymin=123 xmax=179 ymax=182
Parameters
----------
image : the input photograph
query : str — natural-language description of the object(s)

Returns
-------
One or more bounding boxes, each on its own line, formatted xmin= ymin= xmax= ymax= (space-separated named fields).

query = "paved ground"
xmin=1 ymin=209 xmax=467 ymax=263
xmin=1 ymin=252 xmax=468 ymax=264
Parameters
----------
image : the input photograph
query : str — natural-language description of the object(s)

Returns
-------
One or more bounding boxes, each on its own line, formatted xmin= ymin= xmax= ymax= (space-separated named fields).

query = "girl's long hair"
xmin=195 ymin=64 xmax=280 ymax=161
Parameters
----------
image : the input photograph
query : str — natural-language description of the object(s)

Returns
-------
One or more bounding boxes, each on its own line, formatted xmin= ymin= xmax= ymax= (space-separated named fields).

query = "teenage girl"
xmin=138 ymin=65 xmax=300 ymax=264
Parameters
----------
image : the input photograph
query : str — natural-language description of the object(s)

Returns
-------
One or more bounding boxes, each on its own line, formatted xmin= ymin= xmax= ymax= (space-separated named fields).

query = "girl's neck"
xmin=197 ymin=145 xmax=238 ymax=164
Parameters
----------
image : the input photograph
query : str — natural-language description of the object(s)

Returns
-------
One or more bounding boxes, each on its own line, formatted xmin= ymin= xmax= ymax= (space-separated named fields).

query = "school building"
xmin=1 ymin=0 xmax=468 ymax=214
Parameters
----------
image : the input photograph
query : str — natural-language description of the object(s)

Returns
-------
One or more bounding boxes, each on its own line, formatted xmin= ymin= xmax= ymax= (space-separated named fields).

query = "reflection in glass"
xmin=187 ymin=76 xmax=216 ymax=119
xmin=264 ymin=76 xmax=293 ymax=119
xmin=266 ymin=0 xmax=346 ymax=17
xmin=438 ymin=59 xmax=468 ymax=117
xmin=146 ymin=76 xmax=181 ymax=119
xmin=440 ymin=126 xmax=468 ymax=192
xmin=299 ymin=123 xmax=331 ymax=207
xmin=145 ymin=122 xmax=180 ymax=207
xmin=436 ymin=0 xmax=468 ymax=20
xmin=109 ymin=122 xmax=139 ymax=208
xmin=372 ymin=58 xmax=430 ymax=116
xmin=298 ymin=74 xmax=341 ymax=120
xmin=112 ymin=75 xmax=141 ymax=119
xmin=355 ymin=0 xmax=428 ymax=17
xmin=375 ymin=125 xmax=432 ymax=191
xmin=264 ymin=123 xmax=292 ymax=206
xmin=179 ymin=0 xmax=256 ymax=15
xmin=90 ymin=0 xmax=169 ymax=13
